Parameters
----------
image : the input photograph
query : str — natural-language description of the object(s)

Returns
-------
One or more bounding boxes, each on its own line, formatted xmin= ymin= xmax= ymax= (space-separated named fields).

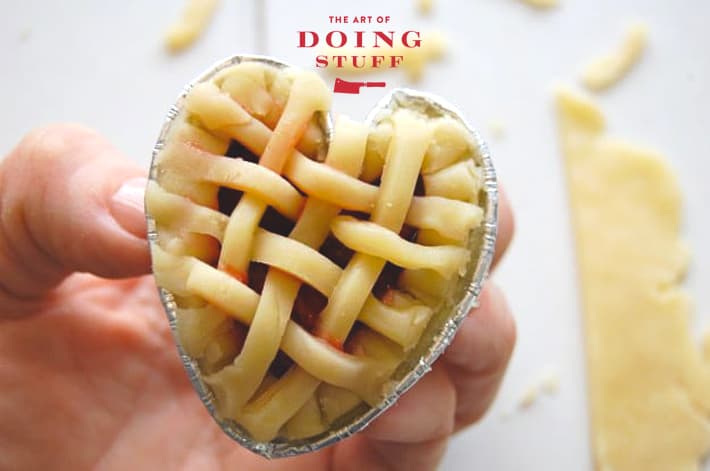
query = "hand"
xmin=0 ymin=124 xmax=516 ymax=471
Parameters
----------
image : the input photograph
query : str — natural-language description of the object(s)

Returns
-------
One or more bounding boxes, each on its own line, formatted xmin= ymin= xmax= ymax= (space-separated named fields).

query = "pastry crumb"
xmin=517 ymin=366 xmax=560 ymax=409
xmin=581 ymin=22 xmax=648 ymax=92
xmin=518 ymin=0 xmax=558 ymax=10
xmin=18 ymin=27 xmax=31 ymax=42
xmin=540 ymin=369 xmax=560 ymax=394
xmin=518 ymin=385 xmax=539 ymax=409
xmin=499 ymin=409 xmax=513 ymax=421
xmin=488 ymin=120 xmax=506 ymax=140
xmin=164 ymin=0 xmax=219 ymax=53
xmin=417 ymin=0 xmax=434 ymax=15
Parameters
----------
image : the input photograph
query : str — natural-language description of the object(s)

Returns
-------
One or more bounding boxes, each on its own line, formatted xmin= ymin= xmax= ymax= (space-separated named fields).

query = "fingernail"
xmin=111 ymin=177 xmax=148 ymax=238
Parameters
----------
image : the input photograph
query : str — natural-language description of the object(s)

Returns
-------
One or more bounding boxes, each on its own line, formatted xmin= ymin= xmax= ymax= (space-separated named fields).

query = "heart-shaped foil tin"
xmin=146 ymin=54 xmax=498 ymax=458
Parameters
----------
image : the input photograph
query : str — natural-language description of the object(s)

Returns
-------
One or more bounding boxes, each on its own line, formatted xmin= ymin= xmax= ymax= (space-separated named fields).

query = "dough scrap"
xmin=487 ymin=120 xmax=506 ymax=140
xmin=539 ymin=368 xmax=560 ymax=395
xmin=164 ymin=0 xmax=219 ymax=53
xmin=557 ymin=89 xmax=710 ymax=471
xmin=517 ymin=366 xmax=560 ymax=409
xmin=416 ymin=0 xmax=434 ymax=15
xmin=518 ymin=385 xmax=539 ymax=409
xmin=518 ymin=0 xmax=558 ymax=10
xmin=581 ymin=22 xmax=647 ymax=92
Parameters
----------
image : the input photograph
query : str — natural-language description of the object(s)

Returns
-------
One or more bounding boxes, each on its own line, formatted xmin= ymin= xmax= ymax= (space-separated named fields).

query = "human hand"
xmin=0 ymin=125 xmax=516 ymax=471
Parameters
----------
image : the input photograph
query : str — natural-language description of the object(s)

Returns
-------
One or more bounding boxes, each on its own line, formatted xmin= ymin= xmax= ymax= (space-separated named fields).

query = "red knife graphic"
xmin=333 ymin=78 xmax=387 ymax=94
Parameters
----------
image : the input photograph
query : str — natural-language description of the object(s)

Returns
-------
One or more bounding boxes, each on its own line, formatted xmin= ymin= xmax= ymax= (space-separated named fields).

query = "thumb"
xmin=0 ymin=124 xmax=150 ymax=300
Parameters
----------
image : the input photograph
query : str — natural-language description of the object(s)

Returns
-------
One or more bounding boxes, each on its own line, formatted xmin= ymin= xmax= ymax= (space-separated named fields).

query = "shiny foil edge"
xmin=146 ymin=55 xmax=498 ymax=459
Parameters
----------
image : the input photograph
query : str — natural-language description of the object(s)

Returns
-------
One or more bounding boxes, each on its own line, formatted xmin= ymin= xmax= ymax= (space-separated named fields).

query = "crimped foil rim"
xmin=146 ymin=54 xmax=498 ymax=459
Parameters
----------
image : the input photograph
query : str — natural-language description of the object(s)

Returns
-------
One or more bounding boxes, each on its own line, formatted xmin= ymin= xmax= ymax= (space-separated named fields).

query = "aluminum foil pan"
xmin=146 ymin=54 xmax=498 ymax=459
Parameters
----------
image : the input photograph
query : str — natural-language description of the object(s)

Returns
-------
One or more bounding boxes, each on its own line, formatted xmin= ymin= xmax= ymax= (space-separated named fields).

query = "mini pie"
xmin=146 ymin=59 xmax=489 ymax=446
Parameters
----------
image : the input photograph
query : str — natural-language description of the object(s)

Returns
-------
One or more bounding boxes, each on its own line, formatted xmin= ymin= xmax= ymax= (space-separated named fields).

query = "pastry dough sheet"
xmin=557 ymin=89 xmax=710 ymax=471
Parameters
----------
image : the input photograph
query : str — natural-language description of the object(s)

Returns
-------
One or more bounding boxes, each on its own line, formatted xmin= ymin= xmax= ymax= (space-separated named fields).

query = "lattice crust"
xmin=146 ymin=61 xmax=485 ymax=442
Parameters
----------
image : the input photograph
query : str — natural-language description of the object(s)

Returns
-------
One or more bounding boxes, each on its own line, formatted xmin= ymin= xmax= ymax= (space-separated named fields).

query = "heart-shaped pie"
xmin=146 ymin=55 xmax=496 ymax=457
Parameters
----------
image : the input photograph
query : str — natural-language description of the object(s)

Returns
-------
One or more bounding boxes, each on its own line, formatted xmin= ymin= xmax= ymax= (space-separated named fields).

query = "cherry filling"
xmin=293 ymin=285 xmax=328 ymax=332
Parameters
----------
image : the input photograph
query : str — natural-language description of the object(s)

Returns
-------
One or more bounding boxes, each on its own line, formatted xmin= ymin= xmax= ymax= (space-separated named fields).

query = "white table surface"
xmin=2 ymin=1 xmax=708 ymax=469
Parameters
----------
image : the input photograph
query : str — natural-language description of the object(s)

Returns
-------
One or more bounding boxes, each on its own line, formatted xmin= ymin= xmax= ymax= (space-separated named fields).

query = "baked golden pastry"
xmin=146 ymin=58 xmax=488 ymax=445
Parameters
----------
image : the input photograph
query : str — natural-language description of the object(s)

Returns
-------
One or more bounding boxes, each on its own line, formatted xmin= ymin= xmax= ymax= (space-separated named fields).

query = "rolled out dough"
xmin=557 ymin=89 xmax=710 ymax=471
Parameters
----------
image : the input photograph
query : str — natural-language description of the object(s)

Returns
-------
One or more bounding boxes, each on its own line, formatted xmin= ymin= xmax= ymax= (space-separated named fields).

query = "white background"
xmin=1 ymin=1 xmax=709 ymax=469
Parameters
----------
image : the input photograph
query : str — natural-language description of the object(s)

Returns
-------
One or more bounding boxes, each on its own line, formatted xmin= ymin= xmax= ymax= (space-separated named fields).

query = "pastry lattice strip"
xmin=147 ymin=62 xmax=484 ymax=441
